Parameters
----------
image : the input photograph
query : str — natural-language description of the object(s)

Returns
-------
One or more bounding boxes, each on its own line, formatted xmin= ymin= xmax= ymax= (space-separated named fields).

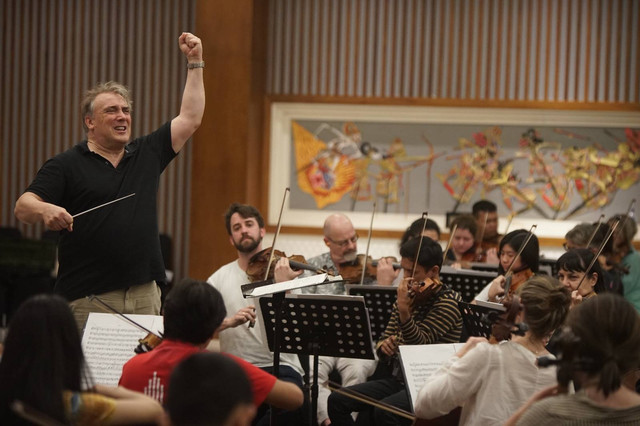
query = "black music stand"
xmin=458 ymin=301 xmax=504 ymax=339
xmin=258 ymin=294 xmax=375 ymax=426
xmin=440 ymin=267 xmax=497 ymax=302
xmin=345 ymin=284 xmax=396 ymax=343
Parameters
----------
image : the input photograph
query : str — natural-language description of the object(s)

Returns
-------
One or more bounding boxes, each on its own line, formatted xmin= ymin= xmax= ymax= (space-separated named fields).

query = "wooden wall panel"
xmin=266 ymin=0 xmax=640 ymax=107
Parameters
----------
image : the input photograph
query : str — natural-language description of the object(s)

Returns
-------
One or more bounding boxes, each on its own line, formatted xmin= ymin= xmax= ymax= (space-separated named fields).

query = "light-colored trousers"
xmin=312 ymin=355 xmax=378 ymax=425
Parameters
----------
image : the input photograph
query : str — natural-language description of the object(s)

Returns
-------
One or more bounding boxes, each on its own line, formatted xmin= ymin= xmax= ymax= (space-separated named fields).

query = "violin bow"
xmin=325 ymin=381 xmax=415 ymax=421
xmin=441 ymin=224 xmax=457 ymax=267
xmin=87 ymin=294 xmax=160 ymax=338
xmin=585 ymin=214 xmax=605 ymax=248
xmin=410 ymin=212 xmax=429 ymax=280
xmin=576 ymin=219 xmax=619 ymax=291
xmin=503 ymin=211 xmax=516 ymax=236
xmin=502 ymin=224 xmax=537 ymax=297
xmin=360 ymin=200 xmax=377 ymax=285
xmin=263 ymin=187 xmax=290 ymax=281
xmin=476 ymin=212 xmax=489 ymax=247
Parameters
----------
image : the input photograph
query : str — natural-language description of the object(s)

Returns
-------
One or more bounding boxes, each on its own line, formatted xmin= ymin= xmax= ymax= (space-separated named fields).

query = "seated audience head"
xmin=561 ymin=294 xmax=640 ymax=396
xmin=497 ymin=229 xmax=539 ymax=275
xmin=166 ymin=352 xmax=255 ymax=426
xmin=224 ymin=203 xmax=265 ymax=254
xmin=472 ymin=200 xmax=499 ymax=240
xmin=323 ymin=213 xmax=358 ymax=264
xmin=400 ymin=217 xmax=441 ymax=246
xmin=516 ymin=275 xmax=571 ymax=341
xmin=0 ymin=294 xmax=90 ymax=424
xmin=449 ymin=214 xmax=478 ymax=257
xmin=162 ymin=278 xmax=227 ymax=346
xmin=555 ymin=248 xmax=605 ymax=297
xmin=399 ymin=236 xmax=443 ymax=283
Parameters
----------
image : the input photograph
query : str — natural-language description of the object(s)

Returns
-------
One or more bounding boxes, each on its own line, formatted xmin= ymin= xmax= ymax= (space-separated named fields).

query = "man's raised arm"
xmin=171 ymin=32 xmax=206 ymax=153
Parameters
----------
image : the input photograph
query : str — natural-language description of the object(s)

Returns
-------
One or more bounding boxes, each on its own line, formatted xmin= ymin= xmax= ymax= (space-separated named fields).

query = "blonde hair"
xmin=80 ymin=81 xmax=133 ymax=133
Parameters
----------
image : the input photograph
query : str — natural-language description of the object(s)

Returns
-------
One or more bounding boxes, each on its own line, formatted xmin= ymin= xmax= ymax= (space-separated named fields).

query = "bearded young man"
xmin=207 ymin=203 xmax=305 ymax=426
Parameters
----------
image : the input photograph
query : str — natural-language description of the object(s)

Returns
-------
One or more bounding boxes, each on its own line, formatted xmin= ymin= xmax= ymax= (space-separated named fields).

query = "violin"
xmin=408 ymin=277 xmax=443 ymax=306
xmin=337 ymin=254 xmax=400 ymax=284
xmin=87 ymin=295 xmax=164 ymax=354
xmin=246 ymin=247 xmax=327 ymax=282
xmin=502 ymin=267 xmax=534 ymax=297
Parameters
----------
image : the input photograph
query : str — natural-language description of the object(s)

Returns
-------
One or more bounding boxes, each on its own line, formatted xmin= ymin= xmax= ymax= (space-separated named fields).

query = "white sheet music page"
xmin=81 ymin=313 xmax=164 ymax=386
xmin=398 ymin=343 xmax=463 ymax=412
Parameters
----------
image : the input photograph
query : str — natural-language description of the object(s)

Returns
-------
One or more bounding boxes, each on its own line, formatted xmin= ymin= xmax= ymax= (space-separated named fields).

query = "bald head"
xmin=323 ymin=214 xmax=358 ymax=264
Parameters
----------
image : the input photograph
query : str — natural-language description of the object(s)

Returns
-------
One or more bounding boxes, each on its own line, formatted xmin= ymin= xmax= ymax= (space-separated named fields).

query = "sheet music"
xmin=81 ymin=313 xmax=163 ymax=386
xmin=247 ymin=273 xmax=336 ymax=297
xmin=398 ymin=343 xmax=463 ymax=411
xmin=475 ymin=299 xmax=506 ymax=311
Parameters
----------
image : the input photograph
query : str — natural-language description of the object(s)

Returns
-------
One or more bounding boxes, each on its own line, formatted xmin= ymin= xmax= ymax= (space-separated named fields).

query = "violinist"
xmin=445 ymin=214 xmax=483 ymax=266
xmin=415 ymin=276 xmax=571 ymax=426
xmin=563 ymin=222 xmax=623 ymax=295
xmin=328 ymin=237 xmax=463 ymax=426
xmin=303 ymin=213 xmax=399 ymax=293
xmin=508 ymin=294 xmax=640 ymax=425
xmin=301 ymin=213 xmax=381 ymax=426
xmin=474 ymin=229 xmax=540 ymax=303
xmin=606 ymin=214 xmax=640 ymax=313
xmin=555 ymin=249 xmax=606 ymax=308
xmin=472 ymin=200 xmax=501 ymax=263
xmin=119 ymin=279 xmax=303 ymax=412
xmin=206 ymin=203 xmax=305 ymax=425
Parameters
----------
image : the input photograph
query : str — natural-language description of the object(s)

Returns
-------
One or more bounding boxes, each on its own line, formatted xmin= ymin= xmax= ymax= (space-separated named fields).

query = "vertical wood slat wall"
xmin=1 ymin=0 xmax=196 ymax=282
xmin=267 ymin=0 xmax=640 ymax=106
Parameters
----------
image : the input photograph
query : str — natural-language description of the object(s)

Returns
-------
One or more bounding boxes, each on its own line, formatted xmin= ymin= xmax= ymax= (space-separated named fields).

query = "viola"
xmin=337 ymin=254 xmax=400 ymax=284
xmin=246 ymin=247 xmax=327 ymax=282
xmin=502 ymin=268 xmax=534 ymax=297
xmin=488 ymin=295 xmax=527 ymax=344
xmin=135 ymin=332 xmax=163 ymax=354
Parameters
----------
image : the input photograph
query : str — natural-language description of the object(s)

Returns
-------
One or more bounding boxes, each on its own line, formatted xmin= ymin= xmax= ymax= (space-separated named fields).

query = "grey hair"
xmin=80 ymin=81 xmax=133 ymax=133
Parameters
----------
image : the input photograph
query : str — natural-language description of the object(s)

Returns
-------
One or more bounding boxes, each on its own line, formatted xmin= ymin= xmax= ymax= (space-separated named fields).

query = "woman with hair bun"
xmin=510 ymin=294 xmax=640 ymax=425
xmin=414 ymin=275 xmax=571 ymax=426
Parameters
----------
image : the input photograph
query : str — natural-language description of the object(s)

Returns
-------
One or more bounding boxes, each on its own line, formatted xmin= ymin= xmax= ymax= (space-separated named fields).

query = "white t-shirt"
xmin=207 ymin=260 xmax=303 ymax=376
xmin=415 ymin=341 xmax=557 ymax=426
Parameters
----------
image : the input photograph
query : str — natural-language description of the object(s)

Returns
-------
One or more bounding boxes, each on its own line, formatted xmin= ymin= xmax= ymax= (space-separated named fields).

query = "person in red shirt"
xmin=119 ymin=278 xmax=303 ymax=412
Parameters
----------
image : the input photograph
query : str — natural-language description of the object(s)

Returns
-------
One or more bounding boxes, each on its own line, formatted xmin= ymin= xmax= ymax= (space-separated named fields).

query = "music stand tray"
xmin=345 ymin=284 xmax=396 ymax=343
xmin=458 ymin=301 xmax=505 ymax=339
xmin=258 ymin=293 xmax=375 ymax=426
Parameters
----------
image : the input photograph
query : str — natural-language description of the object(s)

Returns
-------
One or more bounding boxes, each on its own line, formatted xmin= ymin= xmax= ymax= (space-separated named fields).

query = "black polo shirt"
xmin=26 ymin=122 xmax=176 ymax=300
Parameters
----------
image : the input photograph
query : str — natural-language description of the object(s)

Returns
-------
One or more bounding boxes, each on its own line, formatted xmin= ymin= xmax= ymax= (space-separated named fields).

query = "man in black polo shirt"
xmin=14 ymin=32 xmax=205 ymax=332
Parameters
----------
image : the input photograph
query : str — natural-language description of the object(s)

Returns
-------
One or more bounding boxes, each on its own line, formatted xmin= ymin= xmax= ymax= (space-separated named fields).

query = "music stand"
xmin=458 ymin=301 xmax=505 ymax=339
xmin=258 ymin=294 xmax=375 ymax=426
xmin=345 ymin=284 xmax=396 ymax=343
xmin=440 ymin=267 xmax=497 ymax=302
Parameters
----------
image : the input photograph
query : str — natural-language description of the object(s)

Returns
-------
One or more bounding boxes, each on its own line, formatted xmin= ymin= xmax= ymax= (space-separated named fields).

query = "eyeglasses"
xmin=327 ymin=233 xmax=359 ymax=248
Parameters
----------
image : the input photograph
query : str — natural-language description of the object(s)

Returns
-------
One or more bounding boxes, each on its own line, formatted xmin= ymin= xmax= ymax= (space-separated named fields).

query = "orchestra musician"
xmin=507 ymin=294 xmax=640 ymax=425
xmin=415 ymin=275 xmax=570 ymax=426
xmin=555 ymin=249 xmax=607 ymax=309
xmin=118 ymin=278 xmax=303 ymax=411
xmin=327 ymin=237 xmax=462 ymax=426
xmin=13 ymin=32 xmax=206 ymax=332
xmin=0 ymin=294 xmax=164 ymax=425
xmin=300 ymin=213 xmax=382 ymax=426
xmin=445 ymin=214 xmax=483 ymax=265
xmin=474 ymin=229 xmax=540 ymax=303
xmin=563 ymin=223 xmax=624 ymax=295
xmin=606 ymin=214 xmax=640 ymax=313
xmin=206 ymin=203 xmax=305 ymax=426
xmin=472 ymin=200 xmax=501 ymax=262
